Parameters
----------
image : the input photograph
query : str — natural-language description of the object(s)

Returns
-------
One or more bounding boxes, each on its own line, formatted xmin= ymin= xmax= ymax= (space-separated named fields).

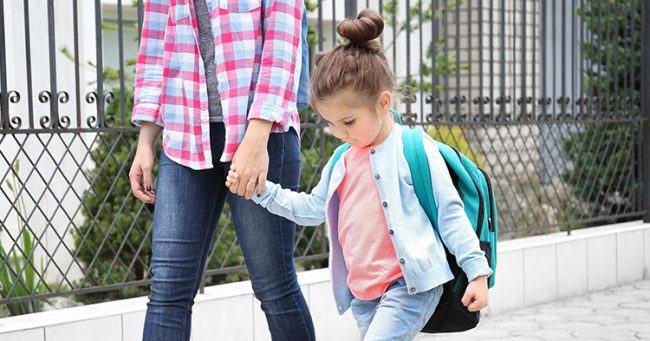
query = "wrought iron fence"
xmin=0 ymin=0 xmax=648 ymax=314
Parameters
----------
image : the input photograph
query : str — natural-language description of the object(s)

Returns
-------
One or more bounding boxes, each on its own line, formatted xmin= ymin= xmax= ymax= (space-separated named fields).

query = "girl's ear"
xmin=377 ymin=91 xmax=392 ymax=112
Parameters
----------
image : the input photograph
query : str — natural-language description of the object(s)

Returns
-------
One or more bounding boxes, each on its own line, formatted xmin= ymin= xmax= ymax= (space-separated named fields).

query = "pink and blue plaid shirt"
xmin=132 ymin=0 xmax=307 ymax=169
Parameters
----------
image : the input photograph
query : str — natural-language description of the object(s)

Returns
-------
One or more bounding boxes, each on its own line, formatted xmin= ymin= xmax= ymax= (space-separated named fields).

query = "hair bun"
xmin=336 ymin=9 xmax=384 ymax=46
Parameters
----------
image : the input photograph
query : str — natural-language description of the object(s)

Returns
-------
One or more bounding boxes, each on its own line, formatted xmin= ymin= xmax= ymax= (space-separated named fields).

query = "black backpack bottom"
xmin=421 ymin=240 xmax=492 ymax=334
xmin=421 ymin=279 xmax=480 ymax=333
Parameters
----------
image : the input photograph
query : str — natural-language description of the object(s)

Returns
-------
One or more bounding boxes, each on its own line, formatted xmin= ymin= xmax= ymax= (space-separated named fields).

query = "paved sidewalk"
xmin=417 ymin=280 xmax=650 ymax=341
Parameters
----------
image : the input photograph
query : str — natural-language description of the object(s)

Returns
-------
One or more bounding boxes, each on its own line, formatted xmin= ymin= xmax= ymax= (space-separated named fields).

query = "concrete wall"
xmin=1 ymin=221 xmax=649 ymax=341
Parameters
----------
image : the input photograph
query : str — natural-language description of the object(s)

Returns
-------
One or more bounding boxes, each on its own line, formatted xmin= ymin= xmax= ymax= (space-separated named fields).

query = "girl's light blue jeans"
xmin=350 ymin=278 xmax=443 ymax=341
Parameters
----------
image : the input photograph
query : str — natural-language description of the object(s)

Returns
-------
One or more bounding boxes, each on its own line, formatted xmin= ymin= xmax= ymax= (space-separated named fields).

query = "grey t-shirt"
xmin=193 ymin=0 xmax=223 ymax=122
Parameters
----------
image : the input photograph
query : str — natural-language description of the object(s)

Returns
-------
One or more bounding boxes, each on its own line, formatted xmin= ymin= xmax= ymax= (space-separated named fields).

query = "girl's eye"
xmin=343 ymin=120 xmax=355 ymax=126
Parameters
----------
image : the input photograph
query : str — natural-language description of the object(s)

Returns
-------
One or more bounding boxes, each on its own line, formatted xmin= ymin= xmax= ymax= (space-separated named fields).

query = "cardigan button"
xmin=375 ymin=173 xmax=380 ymax=180
xmin=388 ymin=229 xmax=394 ymax=235
xmin=370 ymin=149 xmax=376 ymax=154
xmin=382 ymin=201 xmax=388 ymax=208
xmin=409 ymin=287 xmax=416 ymax=293
xmin=399 ymin=258 xmax=405 ymax=264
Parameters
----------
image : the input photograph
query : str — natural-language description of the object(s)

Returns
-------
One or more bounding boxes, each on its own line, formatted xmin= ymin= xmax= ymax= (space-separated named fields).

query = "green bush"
xmin=561 ymin=0 xmax=641 ymax=221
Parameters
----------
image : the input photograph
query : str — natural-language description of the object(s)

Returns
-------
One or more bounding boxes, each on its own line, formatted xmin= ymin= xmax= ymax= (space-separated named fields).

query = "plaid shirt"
xmin=132 ymin=0 xmax=308 ymax=169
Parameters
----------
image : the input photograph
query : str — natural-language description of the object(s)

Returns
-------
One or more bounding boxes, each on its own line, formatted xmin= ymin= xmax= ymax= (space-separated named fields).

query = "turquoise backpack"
xmin=329 ymin=109 xmax=497 ymax=333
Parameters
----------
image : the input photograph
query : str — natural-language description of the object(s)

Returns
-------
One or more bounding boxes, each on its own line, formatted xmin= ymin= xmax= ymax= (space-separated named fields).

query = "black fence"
xmin=0 ymin=0 xmax=648 ymax=314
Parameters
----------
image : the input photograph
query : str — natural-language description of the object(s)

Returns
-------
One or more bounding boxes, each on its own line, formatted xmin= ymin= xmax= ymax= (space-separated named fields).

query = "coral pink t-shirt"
xmin=337 ymin=146 xmax=403 ymax=300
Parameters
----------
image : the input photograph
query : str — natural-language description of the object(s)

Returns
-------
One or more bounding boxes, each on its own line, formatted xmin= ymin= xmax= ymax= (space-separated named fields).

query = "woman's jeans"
xmin=142 ymin=123 xmax=315 ymax=341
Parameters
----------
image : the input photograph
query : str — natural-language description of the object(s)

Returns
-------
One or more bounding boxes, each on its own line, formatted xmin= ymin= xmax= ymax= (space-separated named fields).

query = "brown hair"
xmin=310 ymin=9 xmax=394 ymax=107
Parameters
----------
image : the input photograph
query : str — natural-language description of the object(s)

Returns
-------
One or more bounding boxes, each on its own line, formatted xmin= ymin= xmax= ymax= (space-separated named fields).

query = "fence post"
xmin=345 ymin=2 xmax=357 ymax=18
xmin=642 ymin=0 xmax=650 ymax=222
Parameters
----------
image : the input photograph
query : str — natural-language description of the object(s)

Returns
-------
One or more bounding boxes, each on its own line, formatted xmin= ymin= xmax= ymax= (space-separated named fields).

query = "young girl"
xmin=226 ymin=9 xmax=492 ymax=340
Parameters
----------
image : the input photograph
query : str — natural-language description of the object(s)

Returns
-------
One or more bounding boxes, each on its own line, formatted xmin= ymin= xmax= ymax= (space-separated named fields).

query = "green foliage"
xmin=1 ymin=160 xmax=46 ymax=315
xmin=561 ymin=0 xmax=641 ymax=219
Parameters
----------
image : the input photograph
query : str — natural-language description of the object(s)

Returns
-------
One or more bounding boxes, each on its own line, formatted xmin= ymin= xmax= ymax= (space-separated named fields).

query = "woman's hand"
xmin=461 ymin=275 xmax=489 ymax=312
xmin=129 ymin=122 xmax=161 ymax=203
xmin=231 ymin=119 xmax=272 ymax=199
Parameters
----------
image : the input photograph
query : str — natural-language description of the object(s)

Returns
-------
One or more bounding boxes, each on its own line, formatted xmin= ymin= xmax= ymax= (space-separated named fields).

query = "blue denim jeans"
xmin=350 ymin=278 xmax=443 ymax=341
xmin=142 ymin=123 xmax=315 ymax=341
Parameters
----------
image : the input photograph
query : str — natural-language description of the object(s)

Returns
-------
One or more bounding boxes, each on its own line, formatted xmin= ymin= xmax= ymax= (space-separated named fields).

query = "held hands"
xmin=228 ymin=119 xmax=272 ymax=199
xmin=461 ymin=275 xmax=489 ymax=312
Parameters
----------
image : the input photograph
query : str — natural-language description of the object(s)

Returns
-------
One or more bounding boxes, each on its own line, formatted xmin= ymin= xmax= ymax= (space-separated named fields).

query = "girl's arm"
xmin=422 ymin=134 xmax=493 ymax=282
xmin=228 ymin=153 xmax=338 ymax=226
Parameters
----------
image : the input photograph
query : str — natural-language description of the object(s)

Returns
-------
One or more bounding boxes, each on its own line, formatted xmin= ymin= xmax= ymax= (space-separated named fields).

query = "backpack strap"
xmin=329 ymin=143 xmax=351 ymax=173
xmin=402 ymin=129 xmax=439 ymax=233
xmin=390 ymin=108 xmax=403 ymax=125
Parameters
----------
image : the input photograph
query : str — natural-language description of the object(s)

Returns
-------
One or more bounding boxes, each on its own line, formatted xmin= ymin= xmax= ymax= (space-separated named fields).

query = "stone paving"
xmin=417 ymin=280 xmax=650 ymax=341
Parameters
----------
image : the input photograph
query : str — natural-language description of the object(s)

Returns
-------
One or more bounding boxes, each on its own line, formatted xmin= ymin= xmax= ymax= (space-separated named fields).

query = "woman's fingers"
xmin=256 ymin=171 xmax=266 ymax=196
xmin=129 ymin=163 xmax=155 ymax=203
xmin=244 ymin=178 xmax=257 ymax=199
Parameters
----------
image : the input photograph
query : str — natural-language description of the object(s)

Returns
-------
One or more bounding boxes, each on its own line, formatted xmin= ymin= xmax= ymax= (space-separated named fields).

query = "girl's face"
xmin=314 ymin=90 xmax=394 ymax=149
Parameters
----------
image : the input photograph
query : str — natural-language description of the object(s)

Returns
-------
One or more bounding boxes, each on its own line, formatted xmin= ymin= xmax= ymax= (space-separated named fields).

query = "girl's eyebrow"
xmin=335 ymin=115 xmax=355 ymax=123
xmin=322 ymin=114 xmax=354 ymax=125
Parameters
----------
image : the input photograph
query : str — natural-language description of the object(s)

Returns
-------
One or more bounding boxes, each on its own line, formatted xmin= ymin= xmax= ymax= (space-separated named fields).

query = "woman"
xmin=128 ymin=1 xmax=314 ymax=340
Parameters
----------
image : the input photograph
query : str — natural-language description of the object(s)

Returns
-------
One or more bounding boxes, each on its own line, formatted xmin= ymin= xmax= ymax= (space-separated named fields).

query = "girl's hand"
xmin=461 ymin=275 xmax=489 ymax=312
xmin=225 ymin=165 xmax=240 ymax=192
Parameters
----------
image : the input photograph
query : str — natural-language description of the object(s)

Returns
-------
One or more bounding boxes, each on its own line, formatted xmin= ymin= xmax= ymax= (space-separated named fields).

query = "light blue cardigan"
xmin=253 ymin=124 xmax=492 ymax=314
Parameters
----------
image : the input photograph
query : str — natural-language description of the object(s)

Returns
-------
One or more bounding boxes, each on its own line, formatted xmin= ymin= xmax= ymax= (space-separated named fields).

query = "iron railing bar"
xmin=639 ymin=0 xmax=649 ymax=222
xmin=22 ymin=0 xmax=34 ymax=128
xmin=332 ymin=0 xmax=336 ymax=48
xmin=118 ymin=0 xmax=127 ymax=125
xmin=0 ymin=0 xmax=9 ymax=129
xmin=94 ymin=0 xmax=106 ymax=127
xmin=520 ymin=0 xmax=527 ymax=117
xmin=418 ymin=0 xmax=424 ymax=122
xmin=467 ymin=0 xmax=472 ymax=121
xmin=489 ymin=0 xmax=494 ymax=117
xmin=406 ymin=0 xmax=412 ymax=117
xmin=478 ymin=0 xmax=483 ymax=117
xmin=73 ymin=0 xmax=81 ymax=128
xmin=532 ymin=0 xmax=537 ymax=119
xmin=46 ymin=0 xmax=61 ymax=129
xmin=499 ymin=0 xmax=505 ymax=119
xmin=571 ymin=0 xmax=577 ymax=117
xmin=454 ymin=0 xmax=460 ymax=120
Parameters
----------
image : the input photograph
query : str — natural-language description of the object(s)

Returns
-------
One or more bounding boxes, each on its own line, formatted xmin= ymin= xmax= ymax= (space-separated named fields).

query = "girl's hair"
xmin=310 ymin=9 xmax=394 ymax=106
